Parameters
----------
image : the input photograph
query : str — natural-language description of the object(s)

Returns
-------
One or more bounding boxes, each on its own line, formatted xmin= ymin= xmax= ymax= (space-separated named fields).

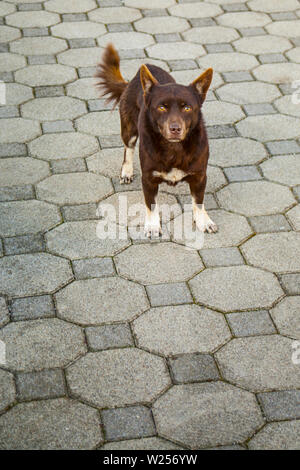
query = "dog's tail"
xmin=95 ymin=44 xmax=128 ymax=108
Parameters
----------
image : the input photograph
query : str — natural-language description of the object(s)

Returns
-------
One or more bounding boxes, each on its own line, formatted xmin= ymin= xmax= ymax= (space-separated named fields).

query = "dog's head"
xmin=140 ymin=65 xmax=213 ymax=143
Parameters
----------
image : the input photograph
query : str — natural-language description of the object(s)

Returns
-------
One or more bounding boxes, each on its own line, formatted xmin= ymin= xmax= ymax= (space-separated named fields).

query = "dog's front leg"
xmin=189 ymin=175 xmax=218 ymax=233
xmin=142 ymin=178 xmax=161 ymax=238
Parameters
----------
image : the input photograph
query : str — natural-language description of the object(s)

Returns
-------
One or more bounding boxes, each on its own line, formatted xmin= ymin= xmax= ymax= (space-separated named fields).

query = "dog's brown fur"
xmin=96 ymin=44 xmax=217 ymax=236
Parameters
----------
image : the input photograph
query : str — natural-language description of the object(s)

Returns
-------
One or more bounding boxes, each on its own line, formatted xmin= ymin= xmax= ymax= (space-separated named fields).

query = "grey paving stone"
xmin=16 ymin=369 xmax=66 ymax=401
xmin=153 ymin=382 xmax=264 ymax=449
xmin=0 ymin=398 xmax=103 ymax=450
xmin=0 ymin=185 xmax=34 ymax=202
xmin=248 ymin=421 xmax=300 ymax=450
xmin=85 ymin=323 xmax=133 ymax=351
xmin=280 ymin=273 xmax=300 ymax=295
xmin=107 ymin=23 xmax=133 ymax=33
xmin=0 ymin=157 xmax=49 ymax=187
xmin=266 ymin=140 xmax=300 ymax=155
xmin=200 ymin=247 xmax=244 ymax=267
xmin=167 ymin=59 xmax=198 ymax=71
xmin=68 ymin=38 xmax=96 ymax=48
xmin=72 ymin=257 xmax=115 ymax=280
xmin=0 ymin=118 xmax=41 ymax=144
xmin=222 ymin=71 xmax=254 ymax=82
xmin=102 ymin=406 xmax=155 ymax=442
xmin=0 ymin=44 xmax=9 ymax=52
xmin=257 ymin=390 xmax=300 ymax=421
xmin=169 ymin=353 xmax=220 ymax=384
xmin=238 ymin=27 xmax=267 ymax=36
xmin=22 ymin=96 xmax=87 ymax=121
xmin=66 ymin=349 xmax=171 ymax=408
xmin=23 ymin=27 xmax=49 ymax=37
xmin=0 ymin=144 xmax=27 ymax=158
xmin=155 ymin=33 xmax=181 ymax=43
xmin=223 ymin=3 xmax=249 ymax=12
xmin=226 ymin=310 xmax=276 ymax=337
xmin=0 ymin=72 xmax=14 ymax=83
xmin=142 ymin=8 xmax=168 ymax=17
xmin=51 ymin=158 xmax=86 ymax=174
xmin=259 ymin=53 xmax=287 ymax=64
xmin=29 ymin=132 xmax=98 ymax=161
xmin=249 ymin=214 xmax=291 ymax=233
xmin=18 ymin=3 xmax=43 ymax=11
xmin=0 ymin=370 xmax=15 ymax=413
xmin=35 ymin=86 xmax=65 ymax=98
xmin=62 ymin=203 xmax=98 ymax=221
xmin=0 ymin=106 xmax=19 ymax=119
xmin=261 ymin=154 xmax=300 ymax=186
xmin=118 ymin=48 xmax=146 ymax=59
xmin=271 ymin=12 xmax=297 ymax=20
xmin=224 ymin=166 xmax=262 ymax=182
xmin=78 ymin=66 xmax=97 ymax=78
xmin=88 ymin=99 xmax=113 ymax=112
xmin=0 ymin=296 xmax=9 ymax=328
xmin=62 ymin=13 xmax=87 ymax=22
xmin=243 ymin=103 xmax=276 ymax=115
xmin=205 ymin=44 xmax=234 ymax=53
xmin=99 ymin=135 xmax=123 ymax=148
xmin=206 ymin=125 xmax=237 ymax=138
xmin=146 ymin=282 xmax=192 ymax=307
xmin=4 ymin=234 xmax=45 ymax=255
xmin=11 ymin=295 xmax=55 ymax=321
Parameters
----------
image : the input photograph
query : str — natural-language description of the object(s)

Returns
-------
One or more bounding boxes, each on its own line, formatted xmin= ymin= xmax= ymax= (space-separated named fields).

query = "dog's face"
xmin=140 ymin=65 xmax=213 ymax=143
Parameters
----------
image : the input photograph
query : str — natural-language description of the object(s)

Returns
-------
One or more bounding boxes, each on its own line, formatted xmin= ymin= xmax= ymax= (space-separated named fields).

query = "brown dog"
xmin=96 ymin=44 xmax=217 ymax=237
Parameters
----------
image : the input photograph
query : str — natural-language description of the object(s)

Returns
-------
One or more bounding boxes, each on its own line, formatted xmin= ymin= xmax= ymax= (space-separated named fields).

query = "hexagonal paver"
xmin=0 ymin=370 xmax=15 ymax=413
xmin=216 ymin=336 xmax=300 ymax=391
xmin=22 ymin=96 xmax=86 ymax=121
xmin=45 ymin=0 xmax=96 ymax=13
xmin=76 ymin=110 xmax=120 ymax=136
xmin=253 ymin=63 xmax=300 ymax=83
xmin=234 ymin=36 xmax=291 ymax=54
xmin=189 ymin=266 xmax=283 ymax=312
xmin=115 ymin=243 xmax=203 ymax=285
xmin=248 ymin=421 xmax=300 ymax=450
xmin=0 ymin=53 xmax=26 ymax=72
xmin=169 ymin=2 xmax=222 ymax=18
xmin=0 ymin=25 xmax=20 ymax=43
xmin=135 ymin=16 xmax=188 ymax=34
xmin=217 ymin=82 xmax=281 ymax=105
xmin=46 ymin=221 xmax=130 ymax=259
xmin=10 ymin=37 xmax=67 ymax=56
xmin=133 ymin=305 xmax=231 ymax=355
xmin=152 ymin=382 xmax=264 ymax=449
xmin=0 ymin=157 xmax=49 ymax=186
xmin=217 ymin=12 xmax=270 ymax=28
xmin=183 ymin=26 xmax=238 ymax=44
xmin=249 ymin=0 xmax=299 ymax=12
xmin=29 ymin=132 xmax=98 ymax=160
xmin=0 ymin=297 xmax=9 ymax=328
xmin=241 ymin=233 xmax=300 ymax=273
xmin=89 ymin=6 xmax=141 ymax=23
xmin=0 ymin=253 xmax=73 ymax=297
xmin=87 ymin=148 xmax=141 ymax=178
xmin=36 ymin=173 xmax=113 ymax=205
xmin=147 ymin=42 xmax=205 ymax=60
xmin=0 ymin=318 xmax=86 ymax=371
xmin=0 ymin=200 xmax=60 ymax=237
xmin=218 ymin=181 xmax=295 ymax=216
xmin=51 ymin=21 xmax=106 ymax=39
xmin=55 ymin=277 xmax=149 ymax=325
xmin=57 ymin=47 xmax=102 ymax=67
xmin=267 ymin=20 xmax=300 ymax=37
xmin=237 ymin=115 xmax=300 ymax=141
xmin=0 ymin=119 xmax=41 ymax=144
xmin=261 ymin=155 xmax=300 ymax=186
xmin=204 ymin=101 xmax=244 ymax=125
xmin=66 ymin=77 xmax=98 ymax=100
xmin=0 ymin=398 xmax=103 ymax=450
xmin=275 ymin=95 xmax=300 ymax=118
xmin=5 ymin=83 xmax=33 ymax=105
xmin=270 ymin=297 xmax=300 ymax=340
xmin=98 ymin=32 xmax=154 ymax=50
xmin=198 ymin=52 xmax=258 ymax=72
xmin=209 ymin=138 xmax=267 ymax=167
xmin=6 ymin=11 xmax=60 ymax=28
xmin=15 ymin=64 xmax=77 ymax=87
xmin=286 ymin=205 xmax=300 ymax=230
xmin=66 ymin=349 xmax=171 ymax=407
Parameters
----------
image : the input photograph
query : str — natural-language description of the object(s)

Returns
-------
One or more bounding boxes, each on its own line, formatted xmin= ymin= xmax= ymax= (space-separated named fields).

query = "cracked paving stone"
xmin=115 ymin=242 xmax=203 ymax=285
xmin=10 ymin=37 xmax=67 ymax=56
xmin=217 ymin=181 xmax=296 ymax=216
xmin=29 ymin=132 xmax=98 ymax=160
xmin=241 ymin=232 xmax=300 ymax=273
xmin=152 ymin=382 xmax=264 ymax=449
xmin=102 ymin=406 xmax=155 ymax=442
xmin=257 ymin=390 xmax=300 ymax=421
xmin=209 ymin=137 xmax=267 ymax=167
xmin=0 ymin=318 xmax=86 ymax=371
xmin=21 ymin=96 xmax=87 ymax=121
xmin=102 ymin=437 xmax=183 ymax=450
xmin=0 ymin=253 xmax=73 ymax=297
xmin=270 ymin=296 xmax=300 ymax=340
xmin=248 ymin=421 xmax=300 ymax=450
xmin=189 ymin=266 xmax=283 ymax=312
xmin=15 ymin=64 xmax=77 ymax=87
xmin=0 ymin=119 xmax=41 ymax=144
xmin=46 ymin=221 xmax=130 ymax=259
xmin=260 ymin=154 xmax=300 ymax=186
xmin=66 ymin=348 xmax=171 ymax=408
xmin=0 ymin=398 xmax=103 ymax=450
xmin=55 ymin=277 xmax=149 ymax=325
xmin=36 ymin=173 xmax=113 ymax=205
xmin=0 ymin=200 xmax=60 ymax=237
xmin=216 ymin=336 xmax=300 ymax=392
xmin=0 ymin=157 xmax=49 ymax=186
xmin=0 ymin=370 xmax=16 ymax=413
xmin=0 ymin=296 xmax=9 ymax=327
xmin=16 ymin=369 xmax=66 ymax=401
xmin=133 ymin=305 xmax=231 ymax=355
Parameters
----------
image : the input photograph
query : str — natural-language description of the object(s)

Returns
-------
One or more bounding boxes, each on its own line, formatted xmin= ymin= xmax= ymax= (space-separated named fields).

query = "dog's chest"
xmin=153 ymin=168 xmax=187 ymax=185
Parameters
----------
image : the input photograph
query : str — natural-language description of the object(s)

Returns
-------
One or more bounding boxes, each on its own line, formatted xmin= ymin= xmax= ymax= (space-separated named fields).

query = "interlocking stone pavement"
xmin=1 ymin=0 xmax=300 ymax=451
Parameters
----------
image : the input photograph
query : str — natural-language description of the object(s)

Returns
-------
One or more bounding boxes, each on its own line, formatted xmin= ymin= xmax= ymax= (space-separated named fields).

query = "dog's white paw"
xmin=144 ymin=222 xmax=162 ymax=238
xmin=120 ymin=175 xmax=133 ymax=184
xmin=193 ymin=204 xmax=218 ymax=233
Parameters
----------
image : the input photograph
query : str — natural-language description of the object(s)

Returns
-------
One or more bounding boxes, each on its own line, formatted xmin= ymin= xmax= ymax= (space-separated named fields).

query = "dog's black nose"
xmin=169 ymin=122 xmax=182 ymax=134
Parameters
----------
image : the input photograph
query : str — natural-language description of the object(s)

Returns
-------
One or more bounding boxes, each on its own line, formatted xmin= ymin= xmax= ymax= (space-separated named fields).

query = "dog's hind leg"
xmin=120 ymin=114 xmax=138 ymax=184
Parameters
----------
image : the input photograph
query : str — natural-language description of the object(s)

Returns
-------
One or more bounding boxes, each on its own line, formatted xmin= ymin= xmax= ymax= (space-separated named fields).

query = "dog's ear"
xmin=190 ymin=68 xmax=213 ymax=102
xmin=140 ymin=64 xmax=158 ymax=95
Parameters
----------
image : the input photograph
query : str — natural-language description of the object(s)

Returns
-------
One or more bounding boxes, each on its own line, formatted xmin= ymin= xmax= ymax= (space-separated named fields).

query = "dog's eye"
xmin=158 ymin=104 xmax=167 ymax=111
xmin=183 ymin=104 xmax=192 ymax=111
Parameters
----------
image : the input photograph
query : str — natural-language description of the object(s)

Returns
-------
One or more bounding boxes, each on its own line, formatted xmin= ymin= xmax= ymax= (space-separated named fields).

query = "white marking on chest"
xmin=153 ymin=168 xmax=187 ymax=183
